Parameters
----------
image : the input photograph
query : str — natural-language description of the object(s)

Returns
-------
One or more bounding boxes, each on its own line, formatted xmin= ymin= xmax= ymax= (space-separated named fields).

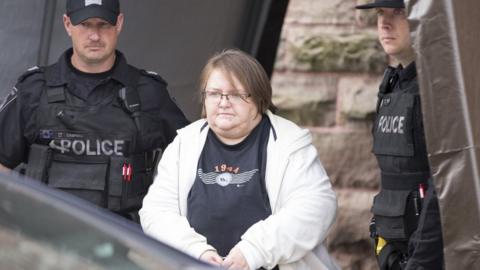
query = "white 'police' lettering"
xmin=101 ymin=140 xmax=113 ymax=155
xmin=114 ymin=140 xmax=124 ymax=154
xmin=86 ymin=140 xmax=97 ymax=155
xmin=378 ymin=115 xmax=405 ymax=134
xmin=72 ymin=140 xmax=86 ymax=155
xmin=60 ymin=140 xmax=71 ymax=151
xmin=49 ymin=139 xmax=124 ymax=156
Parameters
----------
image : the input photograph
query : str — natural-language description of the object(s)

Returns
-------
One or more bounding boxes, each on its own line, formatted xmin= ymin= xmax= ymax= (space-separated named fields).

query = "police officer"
xmin=355 ymin=0 xmax=444 ymax=269
xmin=0 ymin=0 xmax=189 ymax=222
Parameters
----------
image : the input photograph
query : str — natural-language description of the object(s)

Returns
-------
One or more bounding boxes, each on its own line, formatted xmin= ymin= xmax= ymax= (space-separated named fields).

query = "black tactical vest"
xmin=370 ymin=65 xmax=430 ymax=246
xmin=25 ymin=67 xmax=154 ymax=217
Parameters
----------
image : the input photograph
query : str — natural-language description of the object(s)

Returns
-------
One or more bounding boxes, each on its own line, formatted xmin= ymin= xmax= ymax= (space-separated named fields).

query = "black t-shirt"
xmin=66 ymin=58 xmax=114 ymax=103
xmin=187 ymin=116 xmax=272 ymax=257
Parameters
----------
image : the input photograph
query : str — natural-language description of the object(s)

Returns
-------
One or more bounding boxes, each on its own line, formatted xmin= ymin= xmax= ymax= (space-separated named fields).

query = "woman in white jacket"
xmin=140 ymin=49 xmax=339 ymax=270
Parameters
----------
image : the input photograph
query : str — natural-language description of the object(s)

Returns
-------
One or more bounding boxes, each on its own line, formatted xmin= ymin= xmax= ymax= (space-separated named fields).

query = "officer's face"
xmin=63 ymin=14 xmax=124 ymax=71
xmin=377 ymin=8 xmax=413 ymax=60
xmin=204 ymin=69 xmax=261 ymax=145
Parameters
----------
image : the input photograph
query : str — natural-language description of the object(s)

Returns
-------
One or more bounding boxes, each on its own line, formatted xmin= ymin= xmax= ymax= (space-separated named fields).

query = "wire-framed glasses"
xmin=203 ymin=90 xmax=252 ymax=104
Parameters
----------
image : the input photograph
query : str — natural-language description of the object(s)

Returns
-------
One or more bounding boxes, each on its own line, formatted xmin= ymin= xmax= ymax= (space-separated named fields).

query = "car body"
xmin=0 ymin=172 xmax=219 ymax=270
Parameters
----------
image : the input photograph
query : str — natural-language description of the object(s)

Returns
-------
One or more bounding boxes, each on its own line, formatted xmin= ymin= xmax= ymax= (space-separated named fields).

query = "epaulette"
xmin=140 ymin=69 xmax=167 ymax=85
xmin=17 ymin=66 xmax=44 ymax=83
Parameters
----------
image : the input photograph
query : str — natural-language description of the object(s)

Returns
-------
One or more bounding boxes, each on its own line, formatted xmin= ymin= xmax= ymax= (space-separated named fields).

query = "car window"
xmin=0 ymin=173 xmax=217 ymax=270
xmin=0 ymin=226 xmax=103 ymax=269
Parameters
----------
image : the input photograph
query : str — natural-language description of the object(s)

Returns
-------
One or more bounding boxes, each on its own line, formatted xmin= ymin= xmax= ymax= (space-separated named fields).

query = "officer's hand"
xmin=222 ymin=246 xmax=249 ymax=270
xmin=199 ymin=250 xmax=223 ymax=266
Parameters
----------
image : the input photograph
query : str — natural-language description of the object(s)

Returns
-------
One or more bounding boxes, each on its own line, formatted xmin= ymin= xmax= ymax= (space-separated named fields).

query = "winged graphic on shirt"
xmin=197 ymin=168 xmax=259 ymax=187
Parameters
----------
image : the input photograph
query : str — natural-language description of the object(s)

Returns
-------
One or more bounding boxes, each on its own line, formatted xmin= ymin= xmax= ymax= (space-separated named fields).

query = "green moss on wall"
xmin=275 ymin=102 xmax=336 ymax=127
xmin=293 ymin=34 xmax=386 ymax=73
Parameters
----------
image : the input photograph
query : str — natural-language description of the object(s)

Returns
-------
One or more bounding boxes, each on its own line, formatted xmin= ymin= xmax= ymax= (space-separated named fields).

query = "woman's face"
xmin=204 ymin=69 xmax=261 ymax=145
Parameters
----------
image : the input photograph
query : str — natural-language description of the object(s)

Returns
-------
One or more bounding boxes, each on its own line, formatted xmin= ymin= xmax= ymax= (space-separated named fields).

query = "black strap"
xmin=118 ymin=86 xmax=141 ymax=115
xmin=381 ymin=171 xmax=430 ymax=190
xmin=117 ymin=69 xmax=142 ymax=142
xmin=25 ymin=144 xmax=53 ymax=183
xmin=376 ymin=67 xmax=397 ymax=113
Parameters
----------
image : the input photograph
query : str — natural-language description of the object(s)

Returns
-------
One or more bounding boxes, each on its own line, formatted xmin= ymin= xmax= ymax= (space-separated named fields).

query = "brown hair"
xmin=199 ymin=49 xmax=275 ymax=117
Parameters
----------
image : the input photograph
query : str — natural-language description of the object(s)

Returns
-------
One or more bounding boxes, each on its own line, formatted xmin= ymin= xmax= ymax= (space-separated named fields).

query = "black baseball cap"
xmin=355 ymin=0 xmax=405 ymax=9
xmin=66 ymin=0 xmax=120 ymax=25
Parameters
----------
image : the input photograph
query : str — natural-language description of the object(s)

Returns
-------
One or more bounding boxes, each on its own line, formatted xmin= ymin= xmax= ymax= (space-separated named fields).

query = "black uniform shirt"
xmin=393 ymin=62 xmax=416 ymax=90
xmin=66 ymin=58 xmax=113 ymax=103
xmin=0 ymin=48 xmax=189 ymax=169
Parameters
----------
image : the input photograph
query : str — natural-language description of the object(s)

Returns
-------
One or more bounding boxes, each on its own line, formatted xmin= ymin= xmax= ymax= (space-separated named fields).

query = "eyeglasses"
xmin=203 ymin=90 xmax=252 ymax=104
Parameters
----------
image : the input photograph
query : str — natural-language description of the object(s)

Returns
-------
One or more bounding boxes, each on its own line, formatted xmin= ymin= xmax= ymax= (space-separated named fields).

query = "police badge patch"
xmin=0 ymin=87 xmax=18 ymax=113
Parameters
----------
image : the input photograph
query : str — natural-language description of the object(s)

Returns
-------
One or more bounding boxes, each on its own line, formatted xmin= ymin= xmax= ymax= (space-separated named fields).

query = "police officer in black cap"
xmin=356 ymin=0 xmax=444 ymax=269
xmin=0 ymin=0 xmax=189 ymax=222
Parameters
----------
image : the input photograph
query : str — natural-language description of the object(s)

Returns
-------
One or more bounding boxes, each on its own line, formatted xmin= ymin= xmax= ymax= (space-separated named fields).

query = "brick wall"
xmin=271 ymin=1 xmax=386 ymax=269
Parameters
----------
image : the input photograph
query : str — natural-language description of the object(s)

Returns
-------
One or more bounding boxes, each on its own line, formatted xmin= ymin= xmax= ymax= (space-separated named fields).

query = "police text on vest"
xmin=49 ymin=139 xmax=125 ymax=156
xmin=378 ymin=115 xmax=405 ymax=134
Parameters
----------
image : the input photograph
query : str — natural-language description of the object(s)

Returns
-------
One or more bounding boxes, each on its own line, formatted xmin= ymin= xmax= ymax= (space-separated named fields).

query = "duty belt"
xmin=381 ymin=171 xmax=430 ymax=190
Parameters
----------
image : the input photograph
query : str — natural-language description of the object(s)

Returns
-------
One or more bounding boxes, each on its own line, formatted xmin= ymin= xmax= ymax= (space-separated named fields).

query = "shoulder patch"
xmin=0 ymin=87 xmax=18 ymax=113
xmin=140 ymin=69 xmax=167 ymax=85
xmin=146 ymin=70 xmax=158 ymax=76
xmin=18 ymin=66 xmax=44 ymax=83
xmin=27 ymin=66 xmax=40 ymax=72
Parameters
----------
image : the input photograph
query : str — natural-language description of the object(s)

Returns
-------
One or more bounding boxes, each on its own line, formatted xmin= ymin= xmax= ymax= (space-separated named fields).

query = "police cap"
xmin=66 ymin=0 xmax=120 ymax=25
xmin=355 ymin=0 xmax=405 ymax=9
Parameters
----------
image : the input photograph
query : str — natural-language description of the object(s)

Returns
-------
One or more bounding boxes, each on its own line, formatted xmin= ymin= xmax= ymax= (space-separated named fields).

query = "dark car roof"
xmin=0 ymin=172 xmax=219 ymax=270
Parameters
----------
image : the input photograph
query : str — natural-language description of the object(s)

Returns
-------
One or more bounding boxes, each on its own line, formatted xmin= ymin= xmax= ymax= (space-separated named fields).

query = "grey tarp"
xmin=407 ymin=0 xmax=480 ymax=269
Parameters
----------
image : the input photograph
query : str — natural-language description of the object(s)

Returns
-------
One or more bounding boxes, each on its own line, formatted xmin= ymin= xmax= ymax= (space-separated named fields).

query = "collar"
xmin=396 ymin=61 xmax=417 ymax=82
xmin=44 ymin=48 xmax=136 ymax=87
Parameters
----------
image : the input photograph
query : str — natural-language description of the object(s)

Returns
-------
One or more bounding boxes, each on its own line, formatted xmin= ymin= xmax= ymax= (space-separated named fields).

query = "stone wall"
xmin=271 ymin=1 xmax=385 ymax=269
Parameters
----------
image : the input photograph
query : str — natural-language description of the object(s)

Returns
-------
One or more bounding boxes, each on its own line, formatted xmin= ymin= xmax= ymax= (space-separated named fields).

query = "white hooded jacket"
xmin=140 ymin=111 xmax=340 ymax=270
